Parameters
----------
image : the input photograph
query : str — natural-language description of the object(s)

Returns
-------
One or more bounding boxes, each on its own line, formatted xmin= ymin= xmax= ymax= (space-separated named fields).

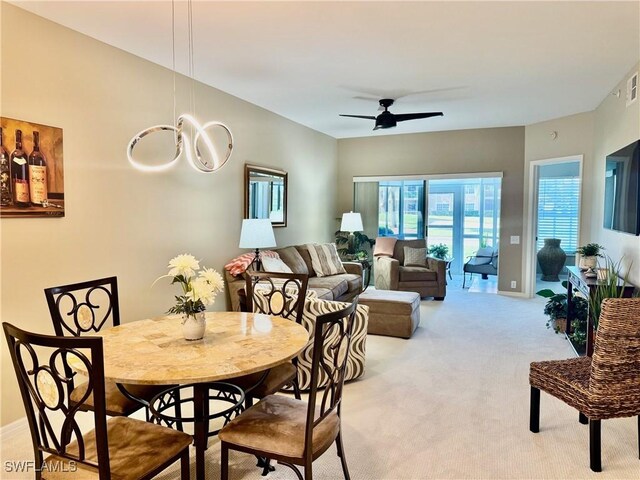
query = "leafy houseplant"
xmin=537 ymin=282 xmax=588 ymax=341
xmin=428 ymin=243 xmax=449 ymax=260
xmin=335 ymin=231 xmax=375 ymax=261
xmin=155 ymin=254 xmax=224 ymax=340
xmin=588 ymin=256 xmax=634 ymax=330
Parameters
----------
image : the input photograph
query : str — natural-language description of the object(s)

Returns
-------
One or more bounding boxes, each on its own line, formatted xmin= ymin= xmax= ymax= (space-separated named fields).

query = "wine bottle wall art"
xmin=0 ymin=117 xmax=64 ymax=218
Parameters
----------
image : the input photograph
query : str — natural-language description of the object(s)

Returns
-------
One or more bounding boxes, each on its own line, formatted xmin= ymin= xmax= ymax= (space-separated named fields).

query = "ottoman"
xmin=358 ymin=289 xmax=421 ymax=339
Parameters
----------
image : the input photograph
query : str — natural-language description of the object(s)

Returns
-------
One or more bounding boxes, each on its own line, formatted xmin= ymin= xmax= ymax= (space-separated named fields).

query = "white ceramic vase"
xmin=182 ymin=312 xmax=206 ymax=341
xmin=579 ymin=255 xmax=597 ymax=271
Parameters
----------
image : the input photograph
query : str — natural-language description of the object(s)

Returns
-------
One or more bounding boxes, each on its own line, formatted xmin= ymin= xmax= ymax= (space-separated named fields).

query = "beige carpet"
xmin=2 ymin=285 xmax=639 ymax=479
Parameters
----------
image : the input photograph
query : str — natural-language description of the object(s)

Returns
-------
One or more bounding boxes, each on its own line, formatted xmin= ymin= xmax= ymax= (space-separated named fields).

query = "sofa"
xmin=374 ymin=238 xmax=447 ymax=300
xmin=225 ymin=244 xmax=364 ymax=312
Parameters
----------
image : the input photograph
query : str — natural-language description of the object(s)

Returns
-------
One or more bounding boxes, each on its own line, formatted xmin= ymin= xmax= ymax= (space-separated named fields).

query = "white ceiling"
xmin=9 ymin=1 xmax=640 ymax=139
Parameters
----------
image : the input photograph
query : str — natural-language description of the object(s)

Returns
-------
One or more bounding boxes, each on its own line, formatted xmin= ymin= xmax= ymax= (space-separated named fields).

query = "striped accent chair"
xmin=253 ymin=289 xmax=368 ymax=390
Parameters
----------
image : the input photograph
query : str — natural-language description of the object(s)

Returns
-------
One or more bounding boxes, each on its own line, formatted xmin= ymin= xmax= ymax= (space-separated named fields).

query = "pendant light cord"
xmin=171 ymin=0 xmax=177 ymax=140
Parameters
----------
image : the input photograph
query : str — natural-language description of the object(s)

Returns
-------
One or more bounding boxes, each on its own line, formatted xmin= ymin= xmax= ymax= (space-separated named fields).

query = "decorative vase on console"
xmin=575 ymin=243 xmax=605 ymax=272
xmin=537 ymin=238 xmax=566 ymax=282
xmin=154 ymin=253 xmax=224 ymax=341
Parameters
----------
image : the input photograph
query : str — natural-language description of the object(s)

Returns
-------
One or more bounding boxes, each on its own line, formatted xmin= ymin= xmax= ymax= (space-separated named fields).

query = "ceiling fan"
xmin=340 ymin=98 xmax=443 ymax=130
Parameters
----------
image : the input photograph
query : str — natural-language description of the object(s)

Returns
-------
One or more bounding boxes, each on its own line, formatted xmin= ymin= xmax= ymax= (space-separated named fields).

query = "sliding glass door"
xmin=378 ymin=180 xmax=425 ymax=239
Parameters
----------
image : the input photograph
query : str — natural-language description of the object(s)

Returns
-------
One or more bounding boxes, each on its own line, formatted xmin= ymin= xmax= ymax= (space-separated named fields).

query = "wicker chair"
xmin=529 ymin=298 xmax=640 ymax=472
xmin=44 ymin=277 xmax=166 ymax=417
xmin=3 ymin=322 xmax=191 ymax=480
xmin=219 ymin=298 xmax=358 ymax=480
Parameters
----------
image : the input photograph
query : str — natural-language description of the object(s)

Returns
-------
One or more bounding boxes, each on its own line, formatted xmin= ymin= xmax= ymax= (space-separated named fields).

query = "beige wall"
xmin=524 ymin=62 xmax=640 ymax=289
xmin=523 ymin=112 xmax=595 ymax=294
xmin=0 ymin=4 xmax=337 ymax=426
xmin=591 ymin=63 xmax=640 ymax=285
xmin=337 ymin=127 xmax=526 ymax=293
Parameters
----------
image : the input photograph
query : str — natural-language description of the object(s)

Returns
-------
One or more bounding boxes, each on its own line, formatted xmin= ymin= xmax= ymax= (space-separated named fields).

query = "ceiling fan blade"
xmin=339 ymin=114 xmax=377 ymax=120
xmin=394 ymin=112 xmax=444 ymax=122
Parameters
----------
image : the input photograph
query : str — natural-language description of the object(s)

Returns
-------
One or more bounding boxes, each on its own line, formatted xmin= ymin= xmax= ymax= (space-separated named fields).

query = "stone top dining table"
xmin=74 ymin=311 xmax=309 ymax=480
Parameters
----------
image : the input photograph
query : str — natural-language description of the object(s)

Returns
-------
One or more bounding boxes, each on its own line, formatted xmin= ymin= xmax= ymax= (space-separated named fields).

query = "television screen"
xmin=603 ymin=140 xmax=640 ymax=235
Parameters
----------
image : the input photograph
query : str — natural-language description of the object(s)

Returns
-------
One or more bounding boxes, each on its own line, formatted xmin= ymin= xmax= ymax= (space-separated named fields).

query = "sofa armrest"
xmin=427 ymin=256 xmax=446 ymax=277
xmin=342 ymin=261 xmax=364 ymax=276
xmin=426 ymin=256 xmax=447 ymax=297
xmin=374 ymin=256 xmax=399 ymax=290
xmin=224 ymin=270 xmax=246 ymax=312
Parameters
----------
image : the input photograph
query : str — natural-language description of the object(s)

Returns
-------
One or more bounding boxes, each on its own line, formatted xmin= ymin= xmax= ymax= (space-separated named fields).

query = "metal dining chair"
xmin=3 ymin=322 xmax=191 ymax=480
xmin=219 ymin=297 xmax=358 ymax=480
xmin=44 ymin=276 xmax=166 ymax=417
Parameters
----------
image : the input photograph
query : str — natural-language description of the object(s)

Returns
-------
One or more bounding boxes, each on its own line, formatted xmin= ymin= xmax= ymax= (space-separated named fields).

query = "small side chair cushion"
xmin=306 ymin=243 xmax=346 ymax=277
xmin=262 ymin=256 xmax=293 ymax=273
xmin=403 ymin=247 xmax=427 ymax=267
xmin=219 ymin=394 xmax=339 ymax=459
xmin=70 ymin=380 xmax=164 ymax=417
xmin=467 ymin=247 xmax=494 ymax=266
xmin=44 ymin=416 xmax=191 ymax=480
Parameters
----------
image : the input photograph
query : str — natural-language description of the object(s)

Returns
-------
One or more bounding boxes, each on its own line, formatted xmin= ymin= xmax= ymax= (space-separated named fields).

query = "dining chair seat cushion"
xmin=219 ymin=394 xmax=339 ymax=459
xmin=227 ymin=362 xmax=297 ymax=398
xmin=70 ymin=380 xmax=164 ymax=416
xmin=43 ymin=416 xmax=192 ymax=480
xmin=529 ymin=356 xmax=591 ymax=413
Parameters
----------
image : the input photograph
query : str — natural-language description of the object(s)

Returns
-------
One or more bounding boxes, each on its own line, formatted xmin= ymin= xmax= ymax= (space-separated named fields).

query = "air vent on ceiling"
xmin=626 ymin=72 xmax=638 ymax=107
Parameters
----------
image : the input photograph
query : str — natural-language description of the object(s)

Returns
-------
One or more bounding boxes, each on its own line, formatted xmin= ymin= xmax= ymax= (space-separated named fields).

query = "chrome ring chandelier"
xmin=126 ymin=0 xmax=233 ymax=174
xmin=127 ymin=115 xmax=233 ymax=173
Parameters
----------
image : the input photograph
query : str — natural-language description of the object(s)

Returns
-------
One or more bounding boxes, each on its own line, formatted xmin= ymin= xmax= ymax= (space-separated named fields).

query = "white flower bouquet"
xmin=155 ymin=254 xmax=224 ymax=318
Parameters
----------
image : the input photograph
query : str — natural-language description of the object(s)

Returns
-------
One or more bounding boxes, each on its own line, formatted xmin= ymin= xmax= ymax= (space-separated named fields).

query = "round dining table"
xmin=74 ymin=311 xmax=309 ymax=480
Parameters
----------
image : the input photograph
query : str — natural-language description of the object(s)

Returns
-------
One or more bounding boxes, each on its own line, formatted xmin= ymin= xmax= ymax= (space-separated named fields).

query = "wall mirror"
xmin=244 ymin=164 xmax=288 ymax=227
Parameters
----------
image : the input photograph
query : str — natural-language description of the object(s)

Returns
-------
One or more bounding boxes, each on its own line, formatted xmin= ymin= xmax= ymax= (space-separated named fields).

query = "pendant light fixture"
xmin=127 ymin=0 xmax=233 ymax=173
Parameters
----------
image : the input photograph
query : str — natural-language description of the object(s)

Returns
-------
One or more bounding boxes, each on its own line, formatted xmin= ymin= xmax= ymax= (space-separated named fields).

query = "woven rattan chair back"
xmin=303 ymin=298 xmax=358 ymax=457
xmin=3 ymin=322 xmax=111 ymax=479
xmin=244 ymin=271 xmax=309 ymax=324
xmin=45 ymin=277 xmax=120 ymax=337
xmin=590 ymin=298 xmax=640 ymax=402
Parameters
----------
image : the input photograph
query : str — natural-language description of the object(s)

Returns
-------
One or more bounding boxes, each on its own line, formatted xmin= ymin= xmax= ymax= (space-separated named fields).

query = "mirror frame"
xmin=244 ymin=164 xmax=288 ymax=228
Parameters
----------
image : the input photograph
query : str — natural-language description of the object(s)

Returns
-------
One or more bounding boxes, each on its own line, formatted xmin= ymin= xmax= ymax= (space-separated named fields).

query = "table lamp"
xmin=340 ymin=211 xmax=363 ymax=255
xmin=239 ymin=219 xmax=276 ymax=271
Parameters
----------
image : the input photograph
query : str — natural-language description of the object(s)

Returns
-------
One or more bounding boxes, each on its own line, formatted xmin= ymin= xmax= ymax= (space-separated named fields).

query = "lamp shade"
xmin=340 ymin=212 xmax=363 ymax=232
xmin=239 ymin=219 xmax=276 ymax=249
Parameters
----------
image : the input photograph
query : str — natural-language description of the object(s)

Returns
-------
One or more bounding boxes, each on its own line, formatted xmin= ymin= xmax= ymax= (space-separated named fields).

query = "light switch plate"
xmin=510 ymin=235 xmax=520 ymax=244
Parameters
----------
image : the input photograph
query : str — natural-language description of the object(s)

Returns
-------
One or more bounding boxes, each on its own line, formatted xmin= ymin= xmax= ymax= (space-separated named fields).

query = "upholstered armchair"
xmin=374 ymin=238 xmax=446 ymax=300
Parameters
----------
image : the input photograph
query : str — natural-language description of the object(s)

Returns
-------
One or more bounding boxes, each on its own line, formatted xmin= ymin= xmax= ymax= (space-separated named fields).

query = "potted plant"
xmin=575 ymin=243 xmax=605 ymax=271
xmin=588 ymin=256 xmax=635 ymax=330
xmin=537 ymin=283 xmax=588 ymax=337
xmin=335 ymin=230 xmax=374 ymax=261
xmin=428 ymin=243 xmax=449 ymax=260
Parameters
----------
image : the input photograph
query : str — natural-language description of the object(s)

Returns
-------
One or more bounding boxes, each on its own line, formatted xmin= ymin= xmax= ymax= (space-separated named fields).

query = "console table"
xmin=566 ymin=266 xmax=635 ymax=357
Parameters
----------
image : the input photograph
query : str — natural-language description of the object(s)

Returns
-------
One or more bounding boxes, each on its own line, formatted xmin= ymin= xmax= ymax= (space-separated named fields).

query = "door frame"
xmin=523 ymin=155 xmax=583 ymax=297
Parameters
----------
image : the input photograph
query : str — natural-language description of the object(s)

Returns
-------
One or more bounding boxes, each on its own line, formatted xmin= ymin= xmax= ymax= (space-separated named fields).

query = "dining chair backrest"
xmin=3 ymin=322 xmax=111 ymax=479
xmin=45 ymin=277 xmax=120 ymax=337
xmin=590 ymin=298 xmax=640 ymax=401
xmin=244 ymin=271 xmax=309 ymax=324
xmin=303 ymin=298 xmax=358 ymax=457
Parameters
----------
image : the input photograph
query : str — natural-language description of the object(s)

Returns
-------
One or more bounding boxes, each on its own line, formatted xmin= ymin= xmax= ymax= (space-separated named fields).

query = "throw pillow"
xmin=261 ymin=256 xmax=293 ymax=273
xmin=306 ymin=243 xmax=346 ymax=277
xmin=403 ymin=247 xmax=427 ymax=267
xmin=373 ymin=237 xmax=397 ymax=257
xmin=224 ymin=250 xmax=280 ymax=277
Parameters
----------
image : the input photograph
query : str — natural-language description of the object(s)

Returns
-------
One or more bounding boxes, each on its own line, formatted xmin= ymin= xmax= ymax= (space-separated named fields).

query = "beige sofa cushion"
xmin=308 ymin=276 xmax=348 ymax=299
xmin=276 ymin=246 xmax=309 ymax=275
xmin=294 ymin=245 xmax=317 ymax=277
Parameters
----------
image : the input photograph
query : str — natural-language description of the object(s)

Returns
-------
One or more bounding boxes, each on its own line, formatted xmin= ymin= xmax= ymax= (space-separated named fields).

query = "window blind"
xmin=537 ymin=177 xmax=580 ymax=254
